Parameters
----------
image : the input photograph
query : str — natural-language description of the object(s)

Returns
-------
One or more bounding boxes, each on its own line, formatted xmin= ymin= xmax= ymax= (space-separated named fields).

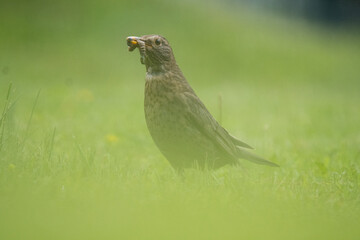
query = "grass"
xmin=1 ymin=0 xmax=360 ymax=239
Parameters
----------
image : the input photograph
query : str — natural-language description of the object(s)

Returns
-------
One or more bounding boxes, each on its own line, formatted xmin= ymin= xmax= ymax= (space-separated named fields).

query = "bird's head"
xmin=126 ymin=35 xmax=176 ymax=73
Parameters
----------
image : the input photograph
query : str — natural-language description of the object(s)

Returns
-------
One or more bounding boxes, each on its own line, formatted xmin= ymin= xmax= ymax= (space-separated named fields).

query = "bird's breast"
xmin=144 ymin=77 xmax=187 ymax=142
xmin=145 ymin=79 xmax=178 ymax=124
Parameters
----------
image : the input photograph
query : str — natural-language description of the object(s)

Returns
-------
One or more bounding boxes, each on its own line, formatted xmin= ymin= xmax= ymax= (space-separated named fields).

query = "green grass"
xmin=1 ymin=0 xmax=360 ymax=239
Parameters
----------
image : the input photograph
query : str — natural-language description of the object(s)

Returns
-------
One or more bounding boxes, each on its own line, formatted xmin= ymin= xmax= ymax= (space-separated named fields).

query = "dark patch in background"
xmin=231 ymin=0 xmax=360 ymax=26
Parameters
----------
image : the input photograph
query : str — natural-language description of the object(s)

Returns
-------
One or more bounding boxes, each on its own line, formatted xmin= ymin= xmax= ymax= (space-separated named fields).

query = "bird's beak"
xmin=127 ymin=36 xmax=147 ymax=65
xmin=127 ymin=36 xmax=140 ymax=52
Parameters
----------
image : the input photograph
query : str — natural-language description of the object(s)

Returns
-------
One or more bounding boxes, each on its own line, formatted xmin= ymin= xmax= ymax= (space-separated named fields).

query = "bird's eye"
xmin=155 ymin=39 xmax=161 ymax=46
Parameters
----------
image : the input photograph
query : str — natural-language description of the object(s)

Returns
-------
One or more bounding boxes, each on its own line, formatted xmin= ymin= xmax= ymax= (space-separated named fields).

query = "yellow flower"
xmin=106 ymin=134 xmax=119 ymax=144
xmin=8 ymin=163 xmax=16 ymax=170
xmin=77 ymin=89 xmax=94 ymax=102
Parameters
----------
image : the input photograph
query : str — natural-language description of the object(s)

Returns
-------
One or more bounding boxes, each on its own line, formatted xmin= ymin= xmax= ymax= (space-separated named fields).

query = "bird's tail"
xmin=236 ymin=147 xmax=279 ymax=167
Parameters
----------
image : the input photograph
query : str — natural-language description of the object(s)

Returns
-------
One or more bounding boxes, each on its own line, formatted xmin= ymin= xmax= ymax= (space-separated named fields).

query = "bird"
xmin=126 ymin=34 xmax=279 ymax=170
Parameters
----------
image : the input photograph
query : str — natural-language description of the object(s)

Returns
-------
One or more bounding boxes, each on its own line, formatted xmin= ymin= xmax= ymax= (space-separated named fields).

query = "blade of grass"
xmin=21 ymin=89 xmax=41 ymax=149
xmin=47 ymin=127 xmax=56 ymax=162
xmin=0 ymin=83 xmax=13 ymax=152
xmin=0 ymin=82 xmax=13 ymax=128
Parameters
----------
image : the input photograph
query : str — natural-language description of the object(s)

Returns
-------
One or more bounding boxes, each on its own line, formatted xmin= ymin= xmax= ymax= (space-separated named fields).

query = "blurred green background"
xmin=1 ymin=0 xmax=360 ymax=239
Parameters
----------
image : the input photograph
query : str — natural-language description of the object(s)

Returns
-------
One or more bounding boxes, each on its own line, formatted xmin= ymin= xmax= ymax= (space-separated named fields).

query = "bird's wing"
xmin=178 ymin=91 xmax=244 ymax=160
xmin=176 ymin=91 xmax=279 ymax=167
xmin=228 ymin=133 xmax=254 ymax=149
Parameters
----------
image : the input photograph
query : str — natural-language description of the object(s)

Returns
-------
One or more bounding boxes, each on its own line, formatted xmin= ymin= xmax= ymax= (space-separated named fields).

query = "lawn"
xmin=1 ymin=0 xmax=360 ymax=239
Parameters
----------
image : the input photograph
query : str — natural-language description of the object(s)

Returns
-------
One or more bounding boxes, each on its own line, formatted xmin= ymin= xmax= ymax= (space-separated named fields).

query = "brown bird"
xmin=126 ymin=34 xmax=278 ymax=170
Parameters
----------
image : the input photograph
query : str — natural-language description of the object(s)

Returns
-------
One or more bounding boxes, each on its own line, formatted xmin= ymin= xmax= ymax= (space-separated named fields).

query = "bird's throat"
xmin=146 ymin=68 xmax=168 ymax=80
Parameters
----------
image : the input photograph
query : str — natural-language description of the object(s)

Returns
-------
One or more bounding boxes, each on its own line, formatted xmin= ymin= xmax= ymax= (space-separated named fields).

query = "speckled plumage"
xmin=127 ymin=35 xmax=278 ymax=170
